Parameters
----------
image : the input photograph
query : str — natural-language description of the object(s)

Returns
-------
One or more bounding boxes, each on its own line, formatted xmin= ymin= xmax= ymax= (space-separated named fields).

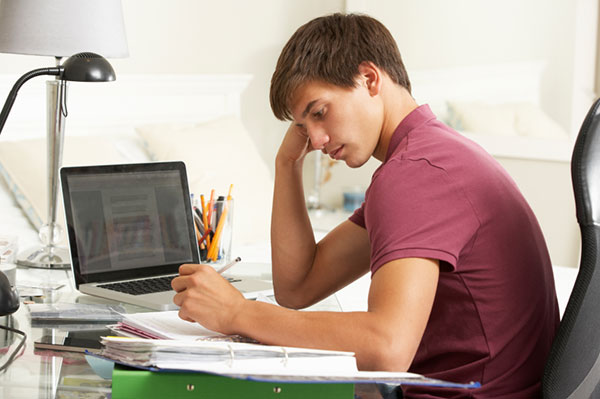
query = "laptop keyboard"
xmin=98 ymin=275 xmax=242 ymax=296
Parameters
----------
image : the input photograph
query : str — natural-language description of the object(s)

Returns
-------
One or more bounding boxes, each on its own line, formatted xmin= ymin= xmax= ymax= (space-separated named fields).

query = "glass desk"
xmin=0 ymin=267 xmax=384 ymax=399
xmin=0 ymin=267 xmax=114 ymax=399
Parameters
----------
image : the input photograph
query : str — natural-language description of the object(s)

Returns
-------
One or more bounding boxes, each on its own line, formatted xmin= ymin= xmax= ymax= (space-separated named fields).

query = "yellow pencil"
xmin=208 ymin=185 xmax=234 ymax=261
xmin=208 ymin=205 xmax=227 ymax=260
xmin=200 ymin=194 xmax=211 ymax=248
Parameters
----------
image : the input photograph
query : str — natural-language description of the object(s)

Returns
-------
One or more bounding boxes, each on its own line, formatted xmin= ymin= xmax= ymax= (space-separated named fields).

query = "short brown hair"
xmin=270 ymin=13 xmax=411 ymax=121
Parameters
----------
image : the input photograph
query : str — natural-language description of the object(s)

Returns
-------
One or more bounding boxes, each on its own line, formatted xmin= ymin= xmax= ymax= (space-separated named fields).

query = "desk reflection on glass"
xmin=0 ymin=268 xmax=113 ymax=399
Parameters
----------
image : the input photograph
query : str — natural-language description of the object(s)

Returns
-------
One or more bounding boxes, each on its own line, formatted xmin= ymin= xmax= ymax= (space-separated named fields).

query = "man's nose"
xmin=308 ymin=128 xmax=329 ymax=150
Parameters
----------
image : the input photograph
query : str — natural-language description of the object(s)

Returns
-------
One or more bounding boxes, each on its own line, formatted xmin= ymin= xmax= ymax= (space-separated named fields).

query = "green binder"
xmin=112 ymin=365 xmax=355 ymax=399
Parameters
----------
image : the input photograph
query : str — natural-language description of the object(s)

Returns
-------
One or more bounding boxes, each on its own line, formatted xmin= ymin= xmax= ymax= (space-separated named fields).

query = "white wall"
xmin=497 ymin=157 xmax=579 ymax=268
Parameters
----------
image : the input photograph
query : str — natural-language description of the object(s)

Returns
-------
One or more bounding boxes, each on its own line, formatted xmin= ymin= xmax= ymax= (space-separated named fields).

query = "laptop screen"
xmin=61 ymin=162 xmax=200 ymax=287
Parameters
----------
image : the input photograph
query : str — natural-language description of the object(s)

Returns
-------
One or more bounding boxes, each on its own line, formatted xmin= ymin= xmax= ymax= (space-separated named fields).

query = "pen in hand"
xmin=216 ymin=256 xmax=241 ymax=275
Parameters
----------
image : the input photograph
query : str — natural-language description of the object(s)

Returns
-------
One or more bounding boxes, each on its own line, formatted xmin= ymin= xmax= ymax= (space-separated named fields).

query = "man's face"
xmin=290 ymin=80 xmax=382 ymax=168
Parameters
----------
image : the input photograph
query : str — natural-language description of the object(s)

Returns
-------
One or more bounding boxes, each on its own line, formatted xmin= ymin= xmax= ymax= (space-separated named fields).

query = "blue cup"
xmin=343 ymin=189 xmax=365 ymax=212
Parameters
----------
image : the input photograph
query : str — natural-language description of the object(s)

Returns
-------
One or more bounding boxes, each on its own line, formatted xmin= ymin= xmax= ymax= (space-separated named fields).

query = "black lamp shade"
xmin=0 ymin=52 xmax=116 ymax=136
xmin=61 ymin=52 xmax=116 ymax=82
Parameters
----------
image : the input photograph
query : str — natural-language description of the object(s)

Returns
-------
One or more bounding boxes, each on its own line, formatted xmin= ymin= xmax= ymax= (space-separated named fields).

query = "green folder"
xmin=112 ymin=365 xmax=355 ymax=399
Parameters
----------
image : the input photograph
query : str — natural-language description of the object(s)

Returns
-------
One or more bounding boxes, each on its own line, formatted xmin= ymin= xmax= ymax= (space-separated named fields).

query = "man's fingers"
xmin=178 ymin=263 xmax=202 ymax=275
xmin=173 ymin=264 xmax=217 ymax=292
xmin=177 ymin=306 xmax=194 ymax=323
xmin=171 ymin=275 xmax=188 ymax=292
xmin=173 ymin=291 xmax=183 ymax=306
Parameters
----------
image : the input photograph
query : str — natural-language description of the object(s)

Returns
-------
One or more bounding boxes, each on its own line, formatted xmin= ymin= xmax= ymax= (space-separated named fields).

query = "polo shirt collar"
xmin=385 ymin=104 xmax=436 ymax=162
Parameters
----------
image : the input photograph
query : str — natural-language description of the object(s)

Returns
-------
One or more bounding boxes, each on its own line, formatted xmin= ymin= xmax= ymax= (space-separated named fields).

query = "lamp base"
xmin=16 ymin=245 xmax=70 ymax=269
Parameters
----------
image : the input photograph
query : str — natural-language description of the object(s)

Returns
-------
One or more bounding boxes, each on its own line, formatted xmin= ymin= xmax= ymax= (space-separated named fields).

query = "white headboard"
xmin=0 ymin=73 xmax=252 ymax=140
xmin=410 ymin=61 xmax=545 ymax=120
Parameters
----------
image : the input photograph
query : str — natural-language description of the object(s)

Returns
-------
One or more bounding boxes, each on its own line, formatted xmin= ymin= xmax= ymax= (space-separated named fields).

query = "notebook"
xmin=60 ymin=161 xmax=273 ymax=311
xmin=34 ymin=328 xmax=111 ymax=354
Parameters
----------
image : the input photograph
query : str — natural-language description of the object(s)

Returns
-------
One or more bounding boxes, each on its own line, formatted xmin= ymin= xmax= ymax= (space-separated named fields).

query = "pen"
xmin=215 ymin=195 xmax=225 ymax=228
xmin=192 ymin=218 xmax=204 ymax=250
xmin=192 ymin=212 xmax=204 ymax=235
xmin=200 ymin=194 xmax=211 ymax=249
xmin=216 ymin=256 xmax=241 ymax=274
xmin=198 ymin=229 xmax=212 ymax=246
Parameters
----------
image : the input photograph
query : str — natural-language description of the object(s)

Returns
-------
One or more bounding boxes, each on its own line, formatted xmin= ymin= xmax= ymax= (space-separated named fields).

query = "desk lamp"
xmin=0 ymin=0 xmax=128 ymax=269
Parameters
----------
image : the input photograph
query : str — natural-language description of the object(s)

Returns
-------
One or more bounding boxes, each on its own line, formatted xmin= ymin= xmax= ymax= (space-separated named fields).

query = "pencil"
xmin=207 ymin=205 xmax=228 ymax=260
xmin=207 ymin=189 xmax=215 ymax=229
xmin=200 ymin=194 xmax=211 ymax=249
xmin=216 ymin=256 xmax=241 ymax=274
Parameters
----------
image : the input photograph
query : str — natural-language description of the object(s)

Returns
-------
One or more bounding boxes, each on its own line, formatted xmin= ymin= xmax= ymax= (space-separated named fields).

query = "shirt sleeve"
xmin=349 ymin=201 xmax=365 ymax=228
xmin=365 ymin=158 xmax=480 ymax=274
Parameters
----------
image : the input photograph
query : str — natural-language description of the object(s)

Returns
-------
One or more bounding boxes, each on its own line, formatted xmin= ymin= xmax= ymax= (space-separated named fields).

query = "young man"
xmin=172 ymin=13 xmax=559 ymax=398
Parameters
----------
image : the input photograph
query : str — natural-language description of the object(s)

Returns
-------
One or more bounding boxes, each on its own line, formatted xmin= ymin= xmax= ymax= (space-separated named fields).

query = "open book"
xmin=98 ymin=336 xmax=480 ymax=388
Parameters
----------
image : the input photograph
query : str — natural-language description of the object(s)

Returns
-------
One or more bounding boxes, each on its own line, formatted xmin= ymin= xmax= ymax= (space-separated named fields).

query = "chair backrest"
xmin=542 ymin=98 xmax=600 ymax=398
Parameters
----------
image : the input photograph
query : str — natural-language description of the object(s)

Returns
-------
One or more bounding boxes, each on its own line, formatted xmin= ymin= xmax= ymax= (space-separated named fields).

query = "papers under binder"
xmin=101 ymin=337 xmax=356 ymax=375
xmin=97 ymin=337 xmax=480 ymax=388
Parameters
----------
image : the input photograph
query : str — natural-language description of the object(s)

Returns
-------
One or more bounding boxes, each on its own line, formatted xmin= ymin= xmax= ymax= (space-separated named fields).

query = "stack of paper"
xmin=110 ymin=310 xmax=252 ymax=342
xmin=97 ymin=336 xmax=479 ymax=387
xmin=28 ymin=303 xmax=125 ymax=322
xmin=101 ymin=337 xmax=356 ymax=376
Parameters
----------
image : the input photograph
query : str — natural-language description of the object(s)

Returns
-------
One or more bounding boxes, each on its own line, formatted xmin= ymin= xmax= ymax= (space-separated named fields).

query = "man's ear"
xmin=358 ymin=61 xmax=382 ymax=96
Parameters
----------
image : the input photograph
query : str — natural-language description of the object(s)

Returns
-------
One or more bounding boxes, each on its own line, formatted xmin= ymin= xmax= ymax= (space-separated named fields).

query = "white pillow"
xmin=136 ymin=116 xmax=273 ymax=246
xmin=0 ymin=134 xmax=151 ymax=244
xmin=513 ymin=103 xmax=568 ymax=139
xmin=445 ymin=101 xmax=518 ymax=136
xmin=445 ymin=101 xmax=568 ymax=139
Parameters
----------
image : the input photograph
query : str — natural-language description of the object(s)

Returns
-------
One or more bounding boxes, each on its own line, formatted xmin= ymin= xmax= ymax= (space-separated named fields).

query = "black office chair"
xmin=542 ymin=98 xmax=600 ymax=398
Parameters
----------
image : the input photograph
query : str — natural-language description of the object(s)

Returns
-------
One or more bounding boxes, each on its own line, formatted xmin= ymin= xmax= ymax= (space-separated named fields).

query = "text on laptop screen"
xmin=66 ymin=169 xmax=194 ymax=275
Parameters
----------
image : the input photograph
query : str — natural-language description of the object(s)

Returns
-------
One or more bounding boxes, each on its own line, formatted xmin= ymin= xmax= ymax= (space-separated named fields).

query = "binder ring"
xmin=227 ymin=344 xmax=235 ymax=368
xmin=281 ymin=347 xmax=289 ymax=367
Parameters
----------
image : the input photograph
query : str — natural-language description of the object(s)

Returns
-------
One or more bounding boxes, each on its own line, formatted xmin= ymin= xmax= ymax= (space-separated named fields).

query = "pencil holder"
xmin=200 ymin=198 xmax=233 ymax=266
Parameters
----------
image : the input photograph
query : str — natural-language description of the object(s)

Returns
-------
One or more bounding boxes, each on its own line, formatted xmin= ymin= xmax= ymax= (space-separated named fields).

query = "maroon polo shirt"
xmin=350 ymin=105 xmax=559 ymax=398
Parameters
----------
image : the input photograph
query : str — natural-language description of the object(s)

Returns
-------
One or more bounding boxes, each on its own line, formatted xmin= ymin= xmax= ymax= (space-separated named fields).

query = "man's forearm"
xmin=270 ymin=155 xmax=318 ymax=302
xmin=231 ymin=299 xmax=412 ymax=371
xmin=229 ymin=258 xmax=439 ymax=371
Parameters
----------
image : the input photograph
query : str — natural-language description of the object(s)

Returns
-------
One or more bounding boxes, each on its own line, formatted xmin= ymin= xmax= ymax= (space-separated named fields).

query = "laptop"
xmin=60 ymin=161 xmax=273 ymax=311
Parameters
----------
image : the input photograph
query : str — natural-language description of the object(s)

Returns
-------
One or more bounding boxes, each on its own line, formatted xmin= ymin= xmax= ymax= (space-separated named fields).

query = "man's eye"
xmin=295 ymin=124 xmax=308 ymax=135
xmin=313 ymin=109 xmax=325 ymax=119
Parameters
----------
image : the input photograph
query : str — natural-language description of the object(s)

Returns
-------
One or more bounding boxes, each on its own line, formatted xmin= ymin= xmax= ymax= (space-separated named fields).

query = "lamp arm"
xmin=0 ymin=67 xmax=63 ymax=136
